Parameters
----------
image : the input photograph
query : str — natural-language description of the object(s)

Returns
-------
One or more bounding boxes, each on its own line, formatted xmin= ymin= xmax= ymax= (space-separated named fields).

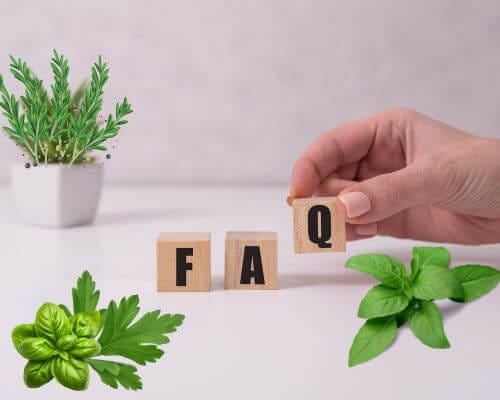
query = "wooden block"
xmin=293 ymin=197 xmax=346 ymax=253
xmin=157 ymin=232 xmax=211 ymax=292
xmin=225 ymin=231 xmax=278 ymax=290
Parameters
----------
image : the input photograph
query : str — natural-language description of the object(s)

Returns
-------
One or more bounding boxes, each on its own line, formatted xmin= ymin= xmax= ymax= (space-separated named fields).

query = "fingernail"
xmin=286 ymin=185 xmax=294 ymax=206
xmin=356 ymin=223 xmax=378 ymax=236
xmin=338 ymin=192 xmax=371 ymax=218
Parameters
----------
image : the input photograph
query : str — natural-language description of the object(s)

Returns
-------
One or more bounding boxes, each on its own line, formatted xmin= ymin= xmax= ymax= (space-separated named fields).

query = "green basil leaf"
xmin=412 ymin=266 xmax=464 ymax=300
xmin=451 ymin=264 xmax=500 ymax=302
xmin=51 ymin=357 xmax=89 ymax=391
xmin=59 ymin=304 xmax=72 ymax=317
xmin=12 ymin=324 xmax=36 ymax=352
xmin=71 ymin=311 xmax=101 ymax=338
xmin=411 ymin=247 xmax=450 ymax=277
xmin=345 ymin=254 xmax=407 ymax=288
xmin=409 ymin=300 xmax=450 ymax=348
xmin=35 ymin=303 xmax=71 ymax=343
xmin=396 ymin=300 xmax=416 ymax=327
xmin=57 ymin=335 xmax=78 ymax=351
xmin=348 ymin=316 xmax=397 ymax=367
xmin=70 ymin=338 xmax=101 ymax=359
xmin=18 ymin=337 xmax=58 ymax=361
xmin=24 ymin=360 xmax=54 ymax=388
xmin=358 ymin=285 xmax=410 ymax=319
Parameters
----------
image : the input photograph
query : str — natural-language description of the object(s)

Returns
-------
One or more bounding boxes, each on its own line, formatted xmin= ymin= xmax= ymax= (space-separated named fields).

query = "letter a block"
xmin=225 ymin=231 xmax=278 ymax=290
xmin=293 ymin=197 xmax=346 ymax=253
xmin=157 ymin=232 xmax=211 ymax=292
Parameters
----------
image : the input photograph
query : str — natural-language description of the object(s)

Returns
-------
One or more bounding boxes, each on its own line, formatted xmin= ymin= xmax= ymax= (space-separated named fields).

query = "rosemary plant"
xmin=0 ymin=50 xmax=132 ymax=165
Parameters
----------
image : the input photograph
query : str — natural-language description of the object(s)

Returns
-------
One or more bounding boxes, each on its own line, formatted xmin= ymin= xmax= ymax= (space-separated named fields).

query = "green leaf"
xmin=409 ymin=300 xmax=450 ymax=348
xmin=358 ymin=284 xmax=410 ymax=319
xmin=59 ymin=304 xmax=72 ymax=317
xmin=396 ymin=300 xmax=416 ymax=327
xmin=70 ymin=311 xmax=101 ymax=338
xmin=451 ymin=265 xmax=500 ymax=302
xmin=348 ymin=316 xmax=397 ymax=367
xmin=98 ymin=295 xmax=185 ymax=365
xmin=34 ymin=303 xmax=70 ymax=343
xmin=69 ymin=338 xmax=101 ymax=359
xmin=12 ymin=324 xmax=36 ymax=351
xmin=345 ymin=254 xmax=408 ymax=288
xmin=18 ymin=337 xmax=58 ymax=361
xmin=56 ymin=335 xmax=77 ymax=351
xmin=412 ymin=266 xmax=464 ymax=300
xmin=72 ymin=271 xmax=100 ymax=314
xmin=24 ymin=360 xmax=54 ymax=388
xmin=411 ymin=247 xmax=450 ymax=277
xmin=51 ymin=357 xmax=89 ymax=391
xmin=89 ymin=359 xmax=143 ymax=390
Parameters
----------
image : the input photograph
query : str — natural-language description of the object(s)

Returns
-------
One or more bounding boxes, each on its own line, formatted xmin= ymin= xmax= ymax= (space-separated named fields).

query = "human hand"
xmin=288 ymin=109 xmax=500 ymax=244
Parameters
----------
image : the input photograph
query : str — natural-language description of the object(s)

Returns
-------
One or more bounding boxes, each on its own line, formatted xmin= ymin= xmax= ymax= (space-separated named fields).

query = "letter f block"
xmin=292 ymin=197 xmax=346 ymax=253
xmin=157 ymin=232 xmax=211 ymax=291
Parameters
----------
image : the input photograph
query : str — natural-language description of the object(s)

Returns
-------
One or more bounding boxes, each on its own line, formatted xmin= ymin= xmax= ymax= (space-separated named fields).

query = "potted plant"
xmin=0 ymin=51 xmax=132 ymax=227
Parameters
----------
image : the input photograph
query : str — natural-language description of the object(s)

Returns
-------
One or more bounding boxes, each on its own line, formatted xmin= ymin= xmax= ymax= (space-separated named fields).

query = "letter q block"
xmin=157 ymin=232 xmax=211 ymax=292
xmin=293 ymin=197 xmax=346 ymax=253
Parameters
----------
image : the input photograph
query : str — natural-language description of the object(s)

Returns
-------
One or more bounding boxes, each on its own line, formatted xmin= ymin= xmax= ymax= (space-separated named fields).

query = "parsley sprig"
xmin=346 ymin=247 xmax=500 ymax=367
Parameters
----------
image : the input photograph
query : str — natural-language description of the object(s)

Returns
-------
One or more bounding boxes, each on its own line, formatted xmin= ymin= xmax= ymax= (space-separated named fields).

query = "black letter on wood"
xmin=240 ymin=246 xmax=265 ymax=285
xmin=176 ymin=248 xmax=193 ymax=286
xmin=308 ymin=205 xmax=332 ymax=248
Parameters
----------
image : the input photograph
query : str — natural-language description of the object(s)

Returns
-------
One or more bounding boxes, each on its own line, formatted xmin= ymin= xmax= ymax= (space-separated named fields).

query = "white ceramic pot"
xmin=11 ymin=163 xmax=103 ymax=228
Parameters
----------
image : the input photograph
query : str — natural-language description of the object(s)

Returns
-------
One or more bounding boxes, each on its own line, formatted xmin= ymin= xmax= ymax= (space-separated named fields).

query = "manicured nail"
xmin=356 ymin=223 xmax=378 ymax=236
xmin=286 ymin=185 xmax=294 ymax=206
xmin=338 ymin=192 xmax=371 ymax=218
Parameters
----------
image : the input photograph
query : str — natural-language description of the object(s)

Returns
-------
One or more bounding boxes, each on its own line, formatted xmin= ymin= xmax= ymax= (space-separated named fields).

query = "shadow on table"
xmin=211 ymin=272 xmax=375 ymax=291
xmin=279 ymin=271 xmax=374 ymax=289
xmin=96 ymin=207 xmax=208 ymax=226
xmin=439 ymin=301 xmax=466 ymax=320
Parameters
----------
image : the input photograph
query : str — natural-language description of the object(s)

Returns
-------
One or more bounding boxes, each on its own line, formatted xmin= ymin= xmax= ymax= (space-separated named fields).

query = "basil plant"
xmin=12 ymin=303 xmax=101 ymax=390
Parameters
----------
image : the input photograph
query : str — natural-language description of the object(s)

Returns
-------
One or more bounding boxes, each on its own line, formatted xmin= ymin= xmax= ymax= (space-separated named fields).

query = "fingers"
xmin=346 ymin=223 xmax=378 ymax=241
xmin=315 ymin=175 xmax=356 ymax=196
xmin=335 ymin=162 xmax=436 ymax=224
xmin=289 ymin=116 xmax=379 ymax=203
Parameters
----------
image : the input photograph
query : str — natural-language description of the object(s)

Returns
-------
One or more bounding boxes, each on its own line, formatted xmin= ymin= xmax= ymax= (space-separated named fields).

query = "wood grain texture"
xmin=157 ymin=232 xmax=211 ymax=292
xmin=293 ymin=197 xmax=346 ymax=253
xmin=225 ymin=231 xmax=278 ymax=290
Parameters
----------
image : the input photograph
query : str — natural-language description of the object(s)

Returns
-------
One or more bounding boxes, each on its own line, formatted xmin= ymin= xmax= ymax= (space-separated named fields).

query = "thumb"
xmin=335 ymin=163 xmax=436 ymax=224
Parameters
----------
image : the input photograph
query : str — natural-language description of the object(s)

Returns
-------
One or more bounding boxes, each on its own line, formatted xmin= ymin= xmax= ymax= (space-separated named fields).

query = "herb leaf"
xmin=396 ymin=300 xmax=416 ymax=327
xmin=34 ymin=303 xmax=70 ymax=343
xmin=51 ymin=357 xmax=89 ymax=391
xmin=72 ymin=271 xmax=100 ymax=314
xmin=24 ymin=360 xmax=54 ymax=388
xmin=345 ymin=254 xmax=407 ymax=288
xmin=17 ymin=337 xmax=58 ymax=361
xmin=69 ymin=338 xmax=101 ymax=359
xmin=348 ymin=316 xmax=397 ymax=367
xmin=409 ymin=300 xmax=450 ymax=348
xmin=411 ymin=247 xmax=450 ymax=277
xmin=89 ymin=359 xmax=142 ymax=391
xmin=358 ymin=285 xmax=409 ymax=319
xmin=451 ymin=265 xmax=500 ymax=302
xmin=97 ymin=295 xmax=185 ymax=365
xmin=12 ymin=324 xmax=36 ymax=351
xmin=70 ymin=311 xmax=101 ymax=338
xmin=412 ymin=266 xmax=464 ymax=300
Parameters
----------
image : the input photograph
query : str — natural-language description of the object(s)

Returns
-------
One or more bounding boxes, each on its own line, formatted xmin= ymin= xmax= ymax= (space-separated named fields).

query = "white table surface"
xmin=0 ymin=185 xmax=498 ymax=399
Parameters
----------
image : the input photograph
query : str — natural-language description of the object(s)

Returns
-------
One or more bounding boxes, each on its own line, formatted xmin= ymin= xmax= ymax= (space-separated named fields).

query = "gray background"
xmin=0 ymin=0 xmax=499 ymax=184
